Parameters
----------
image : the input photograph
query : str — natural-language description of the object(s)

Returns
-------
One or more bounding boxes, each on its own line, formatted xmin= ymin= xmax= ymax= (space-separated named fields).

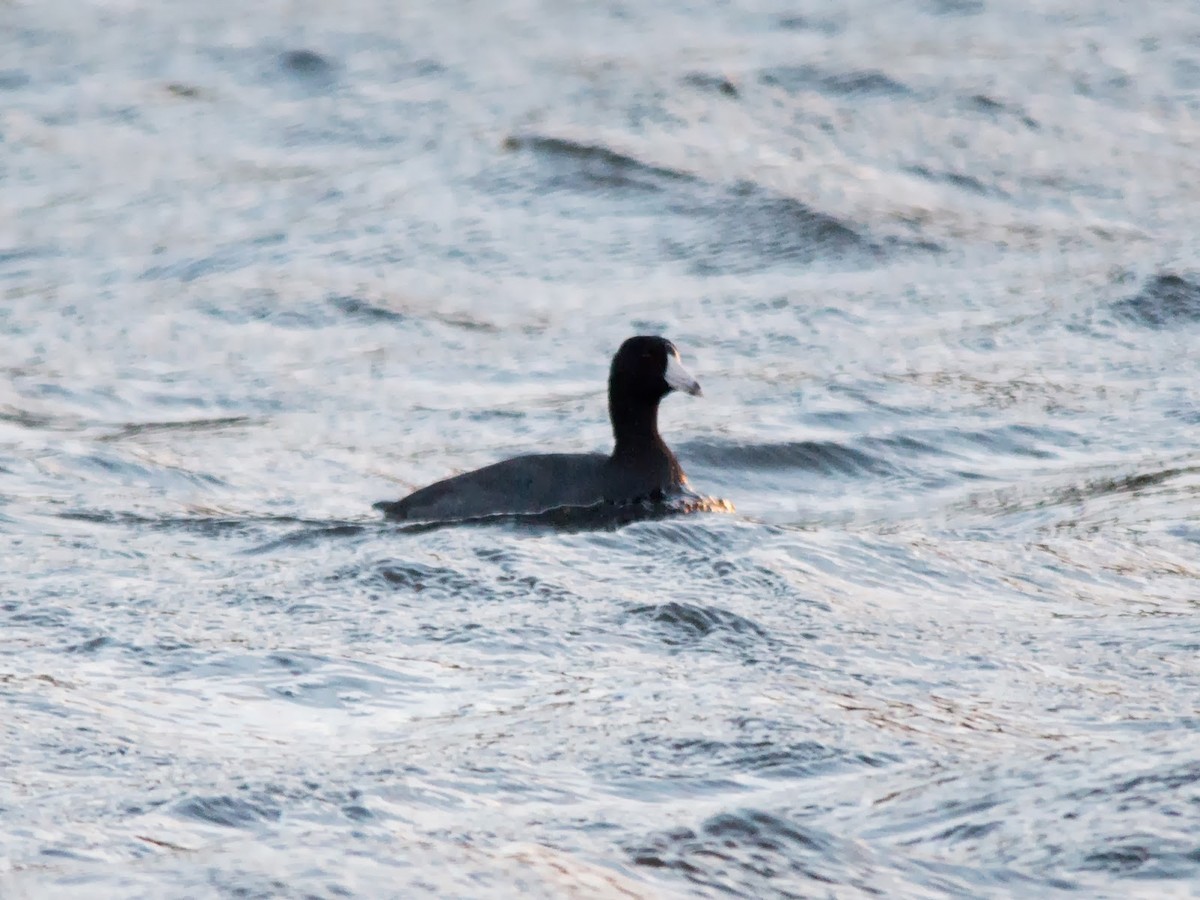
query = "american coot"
xmin=374 ymin=335 xmax=702 ymax=522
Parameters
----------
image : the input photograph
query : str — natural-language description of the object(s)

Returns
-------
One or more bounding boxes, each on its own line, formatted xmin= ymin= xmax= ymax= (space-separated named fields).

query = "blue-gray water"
xmin=3 ymin=1 xmax=1200 ymax=897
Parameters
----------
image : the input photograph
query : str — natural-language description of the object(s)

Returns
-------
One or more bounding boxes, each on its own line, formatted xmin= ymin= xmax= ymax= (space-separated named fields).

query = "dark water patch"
xmin=175 ymin=795 xmax=282 ymax=829
xmin=66 ymin=635 xmax=116 ymax=654
xmin=1171 ymin=523 xmax=1200 ymax=544
xmin=0 ymin=69 xmax=31 ymax=90
xmin=243 ymin=523 xmax=366 ymax=555
xmin=1112 ymin=274 xmax=1200 ymax=328
xmin=907 ymin=164 xmax=1005 ymax=198
xmin=417 ymin=621 xmax=568 ymax=657
xmin=628 ymin=810 xmax=846 ymax=894
xmin=760 ymin=65 xmax=911 ymax=98
xmin=885 ymin=791 xmax=1005 ymax=846
xmin=98 ymin=416 xmax=257 ymax=443
xmin=719 ymin=741 xmax=894 ymax=779
xmin=369 ymin=560 xmax=482 ymax=596
xmin=1080 ymin=844 xmax=1151 ymax=873
xmin=1079 ymin=841 xmax=1200 ymax=880
xmin=329 ymin=295 xmax=407 ymax=324
xmin=1174 ymin=58 xmax=1200 ymax=91
xmin=268 ymin=651 xmax=324 ymax=675
xmin=140 ymin=235 xmax=290 ymax=285
xmin=431 ymin=312 xmax=502 ymax=333
xmin=1071 ymin=760 xmax=1200 ymax=800
xmin=1072 ymin=466 xmax=1197 ymax=498
xmin=491 ymin=569 xmax=577 ymax=604
xmin=165 ymin=82 xmax=204 ymax=100
xmin=418 ymin=621 xmax=490 ymax=646
xmin=342 ymin=803 xmax=373 ymax=822
xmin=1054 ymin=761 xmax=1200 ymax=879
xmin=280 ymin=49 xmax=334 ymax=77
xmin=776 ymin=15 xmax=842 ymax=34
xmin=276 ymin=48 xmax=339 ymax=95
xmin=629 ymin=733 xmax=896 ymax=781
xmin=503 ymin=134 xmax=696 ymax=193
xmin=0 ymin=405 xmax=69 ymax=431
xmin=929 ymin=0 xmax=985 ymax=15
xmin=366 ymin=557 xmax=580 ymax=609
xmin=622 ymin=601 xmax=768 ymax=648
xmin=967 ymin=93 xmax=1039 ymax=130
xmin=631 ymin=808 xmax=1005 ymax=896
xmin=682 ymin=72 xmax=739 ymax=97
xmin=0 ymin=245 xmax=57 ymax=273
xmin=6 ymin=602 xmax=73 ymax=629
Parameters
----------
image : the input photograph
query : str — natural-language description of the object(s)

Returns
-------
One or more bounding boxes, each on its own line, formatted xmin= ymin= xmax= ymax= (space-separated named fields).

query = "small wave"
xmin=675 ymin=183 xmax=874 ymax=272
xmin=1112 ymin=273 xmax=1200 ymax=328
xmin=906 ymin=164 xmax=1006 ymax=198
xmin=628 ymin=809 xmax=842 ymax=894
xmin=98 ymin=416 xmax=256 ymax=443
xmin=0 ymin=405 xmax=69 ymax=431
xmin=56 ymin=449 xmax=234 ymax=493
xmin=175 ymin=794 xmax=281 ymax=829
xmin=0 ymin=69 xmax=31 ymax=91
xmin=1057 ymin=466 xmax=1196 ymax=501
xmin=940 ymin=425 xmax=1064 ymax=460
xmin=680 ymin=72 xmax=739 ymax=97
xmin=629 ymin=732 xmax=896 ymax=780
xmin=1062 ymin=759 xmax=1200 ymax=880
xmin=368 ymin=561 xmax=480 ymax=596
xmin=683 ymin=430 xmax=1049 ymax=479
xmin=243 ymin=523 xmax=366 ymax=554
xmin=954 ymin=464 xmax=1198 ymax=526
xmin=931 ymin=0 xmax=985 ymax=15
xmin=968 ymin=92 xmax=1040 ymax=129
xmin=776 ymin=15 xmax=842 ymax=34
xmin=622 ymin=601 xmax=768 ymax=647
xmin=140 ymin=237 xmax=288 ymax=286
xmin=364 ymin=559 xmax=580 ymax=610
xmin=66 ymin=635 xmax=117 ymax=654
xmin=629 ymin=806 xmax=989 ymax=896
xmin=500 ymin=132 xmax=918 ymax=270
xmin=329 ymin=294 xmax=407 ymax=324
xmin=759 ymin=64 xmax=911 ymax=98
xmin=681 ymin=439 xmax=897 ymax=478
xmin=503 ymin=134 xmax=695 ymax=193
xmin=57 ymin=510 xmax=367 ymax=548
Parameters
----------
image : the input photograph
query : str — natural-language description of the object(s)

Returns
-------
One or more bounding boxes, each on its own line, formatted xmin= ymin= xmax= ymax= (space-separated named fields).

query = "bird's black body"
xmin=374 ymin=336 xmax=701 ymax=523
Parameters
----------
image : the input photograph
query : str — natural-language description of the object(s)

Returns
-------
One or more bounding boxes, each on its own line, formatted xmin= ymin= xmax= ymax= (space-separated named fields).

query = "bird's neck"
xmin=609 ymin=397 xmax=667 ymax=461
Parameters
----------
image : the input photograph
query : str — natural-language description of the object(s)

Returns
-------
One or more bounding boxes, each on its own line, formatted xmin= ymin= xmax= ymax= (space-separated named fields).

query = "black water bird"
xmin=374 ymin=336 xmax=702 ymax=522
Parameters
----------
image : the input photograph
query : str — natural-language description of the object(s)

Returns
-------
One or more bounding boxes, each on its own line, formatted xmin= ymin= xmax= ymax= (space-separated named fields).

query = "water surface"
xmin=3 ymin=1 xmax=1200 ymax=897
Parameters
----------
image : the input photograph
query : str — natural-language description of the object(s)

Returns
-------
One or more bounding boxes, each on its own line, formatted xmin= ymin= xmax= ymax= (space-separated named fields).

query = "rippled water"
xmin=4 ymin=1 xmax=1200 ymax=897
